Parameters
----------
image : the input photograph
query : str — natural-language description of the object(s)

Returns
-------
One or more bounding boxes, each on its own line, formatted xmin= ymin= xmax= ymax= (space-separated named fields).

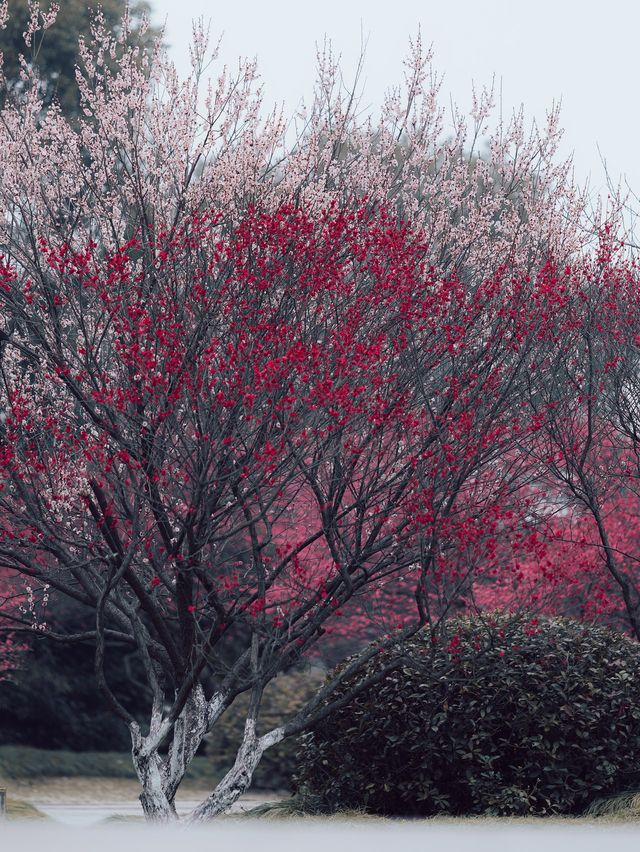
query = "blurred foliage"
xmin=295 ymin=613 xmax=640 ymax=816
xmin=0 ymin=597 xmax=151 ymax=752
xmin=0 ymin=744 xmax=216 ymax=781
xmin=0 ymin=745 xmax=135 ymax=778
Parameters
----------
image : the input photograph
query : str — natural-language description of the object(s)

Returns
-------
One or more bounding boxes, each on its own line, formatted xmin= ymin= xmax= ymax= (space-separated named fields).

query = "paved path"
xmin=31 ymin=796 xmax=266 ymax=825
xmin=6 ymin=778 xmax=283 ymax=824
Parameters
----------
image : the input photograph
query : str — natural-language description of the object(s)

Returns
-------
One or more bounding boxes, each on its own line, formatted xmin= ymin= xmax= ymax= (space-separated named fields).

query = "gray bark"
xmin=131 ymin=684 xmax=220 ymax=821
xmin=187 ymin=720 xmax=285 ymax=822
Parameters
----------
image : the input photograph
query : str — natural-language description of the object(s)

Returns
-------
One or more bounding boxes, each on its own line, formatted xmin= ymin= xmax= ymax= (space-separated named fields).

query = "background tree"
xmin=523 ymin=234 xmax=640 ymax=638
xmin=0 ymin=593 xmax=150 ymax=750
xmin=0 ymin=0 xmax=159 ymax=116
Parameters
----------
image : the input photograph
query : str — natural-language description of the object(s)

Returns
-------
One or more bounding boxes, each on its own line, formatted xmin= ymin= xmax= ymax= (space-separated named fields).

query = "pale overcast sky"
xmin=150 ymin=0 xmax=638 ymax=204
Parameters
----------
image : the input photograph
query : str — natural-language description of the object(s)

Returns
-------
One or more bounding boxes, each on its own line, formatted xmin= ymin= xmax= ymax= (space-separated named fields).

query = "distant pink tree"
xmin=518 ymin=237 xmax=640 ymax=638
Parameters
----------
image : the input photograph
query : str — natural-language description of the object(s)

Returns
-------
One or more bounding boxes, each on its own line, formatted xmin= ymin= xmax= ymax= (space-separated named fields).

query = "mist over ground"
xmin=3 ymin=820 xmax=640 ymax=852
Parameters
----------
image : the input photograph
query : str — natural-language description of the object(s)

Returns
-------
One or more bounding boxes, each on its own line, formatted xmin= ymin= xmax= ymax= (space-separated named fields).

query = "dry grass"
xmin=5 ymin=797 xmax=48 ymax=819
xmin=583 ymin=791 xmax=640 ymax=821
xmin=230 ymin=799 xmax=388 ymax=821
xmin=240 ymin=794 xmax=640 ymax=825
xmin=3 ymin=784 xmax=639 ymax=825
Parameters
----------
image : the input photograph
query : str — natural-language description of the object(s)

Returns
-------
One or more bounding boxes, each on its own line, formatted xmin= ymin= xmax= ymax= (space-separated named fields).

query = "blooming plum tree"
xmin=0 ymin=200 xmax=575 ymax=819
xmin=0 ymin=2 xmax=601 ymax=821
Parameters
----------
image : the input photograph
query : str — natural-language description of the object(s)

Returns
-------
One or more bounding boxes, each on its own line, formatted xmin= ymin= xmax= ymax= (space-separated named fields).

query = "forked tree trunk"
xmin=131 ymin=684 xmax=211 ymax=822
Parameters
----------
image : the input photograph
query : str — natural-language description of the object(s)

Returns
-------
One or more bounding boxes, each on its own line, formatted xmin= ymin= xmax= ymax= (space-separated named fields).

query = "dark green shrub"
xmin=206 ymin=668 xmax=325 ymax=791
xmin=294 ymin=613 xmax=640 ymax=816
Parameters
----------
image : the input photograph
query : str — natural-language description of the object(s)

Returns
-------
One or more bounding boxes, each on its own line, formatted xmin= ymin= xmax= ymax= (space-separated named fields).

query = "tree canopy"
xmin=0 ymin=6 xmax=637 ymax=823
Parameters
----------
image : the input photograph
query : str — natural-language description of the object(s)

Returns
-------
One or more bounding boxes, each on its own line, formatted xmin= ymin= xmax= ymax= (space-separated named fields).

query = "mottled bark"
xmin=131 ymin=684 xmax=214 ymax=822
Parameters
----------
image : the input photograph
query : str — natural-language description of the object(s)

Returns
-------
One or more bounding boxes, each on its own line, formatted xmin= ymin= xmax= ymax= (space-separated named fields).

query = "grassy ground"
xmin=3 ymin=790 xmax=640 ymax=824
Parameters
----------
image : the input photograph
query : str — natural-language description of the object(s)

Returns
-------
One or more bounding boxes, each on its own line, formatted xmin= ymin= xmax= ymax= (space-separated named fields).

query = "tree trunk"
xmin=134 ymin=749 xmax=177 ymax=822
xmin=188 ymin=723 xmax=285 ymax=822
xmin=131 ymin=684 xmax=212 ymax=822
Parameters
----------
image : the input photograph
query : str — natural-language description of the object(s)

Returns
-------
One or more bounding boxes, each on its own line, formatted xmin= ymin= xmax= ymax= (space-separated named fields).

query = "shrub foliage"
xmin=294 ymin=614 xmax=640 ymax=816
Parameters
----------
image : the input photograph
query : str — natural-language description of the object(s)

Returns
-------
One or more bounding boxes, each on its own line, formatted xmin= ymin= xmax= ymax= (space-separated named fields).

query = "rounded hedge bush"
xmin=294 ymin=613 xmax=640 ymax=816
